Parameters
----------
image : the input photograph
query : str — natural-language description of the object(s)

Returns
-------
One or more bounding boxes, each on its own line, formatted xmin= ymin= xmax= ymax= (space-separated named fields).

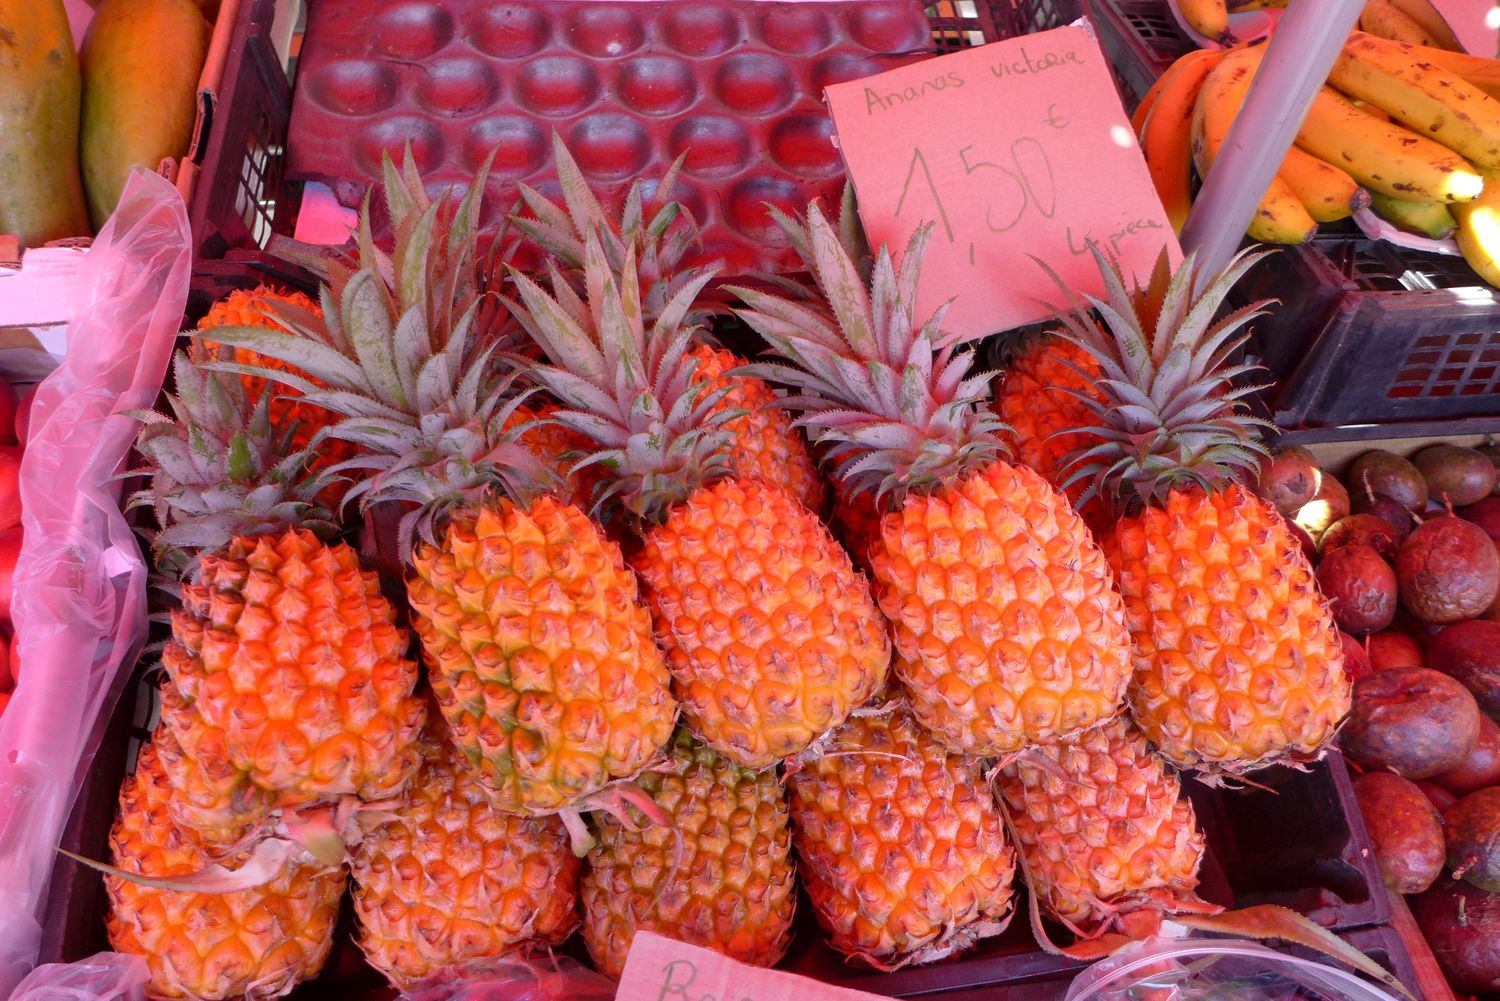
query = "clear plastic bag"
xmin=0 ymin=169 xmax=189 ymax=997
xmin=401 ymin=958 xmax=617 ymax=1001
xmin=7 ymin=952 xmax=147 ymax=1001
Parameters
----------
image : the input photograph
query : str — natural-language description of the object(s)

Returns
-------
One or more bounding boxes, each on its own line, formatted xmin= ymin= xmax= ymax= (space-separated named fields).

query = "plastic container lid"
xmin=1065 ymin=938 xmax=1404 ymax=1001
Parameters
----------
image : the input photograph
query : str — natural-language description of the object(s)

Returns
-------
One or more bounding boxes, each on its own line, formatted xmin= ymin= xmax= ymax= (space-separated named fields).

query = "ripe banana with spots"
xmin=1174 ymin=0 xmax=1229 ymax=43
xmin=1360 ymin=0 xmax=1442 ymax=47
xmin=1452 ymin=170 xmax=1500 ymax=285
xmin=1369 ymin=191 xmax=1458 ymax=238
xmin=1411 ymin=46 xmax=1500 ymax=100
xmin=1193 ymin=43 xmax=1316 ymax=244
xmin=1139 ymin=49 xmax=1225 ymax=234
xmin=1385 ymin=0 xmax=1464 ymax=51
xmin=1330 ymin=32 xmax=1500 ymax=169
xmin=1296 ymin=86 xmax=1484 ymax=203
xmin=1279 ymin=147 xmax=1369 ymax=223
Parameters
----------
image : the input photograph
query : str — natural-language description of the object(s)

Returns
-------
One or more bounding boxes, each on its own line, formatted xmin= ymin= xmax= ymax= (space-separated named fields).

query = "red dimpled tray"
xmin=287 ymin=0 xmax=934 ymax=274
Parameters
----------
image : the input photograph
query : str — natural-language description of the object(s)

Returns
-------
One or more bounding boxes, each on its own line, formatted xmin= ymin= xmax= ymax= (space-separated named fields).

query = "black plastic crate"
xmin=1088 ymin=0 xmax=1196 ymax=108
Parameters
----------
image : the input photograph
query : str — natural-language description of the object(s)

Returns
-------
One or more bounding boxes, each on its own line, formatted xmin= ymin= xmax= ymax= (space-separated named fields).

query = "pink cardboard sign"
xmin=616 ymin=933 xmax=887 ymax=1001
xmin=824 ymin=25 xmax=1181 ymax=337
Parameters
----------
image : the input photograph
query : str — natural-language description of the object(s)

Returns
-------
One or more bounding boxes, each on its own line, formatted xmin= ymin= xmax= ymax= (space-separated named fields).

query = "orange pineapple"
xmin=1053 ymin=247 xmax=1349 ymax=776
xmin=202 ymin=153 xmax=678 ymax=827
xmin=786 ymin=695 xmax=1016 ymax=968
xmin=507 ymin=225 xmax=889 ymax=770
xmin=731 ymin=204 xmax=1131 ymax=756
xmin=509 ymin=135 xmax=826 ymax=514
xmin=106 ymin=732 xmax=344 ymax=1000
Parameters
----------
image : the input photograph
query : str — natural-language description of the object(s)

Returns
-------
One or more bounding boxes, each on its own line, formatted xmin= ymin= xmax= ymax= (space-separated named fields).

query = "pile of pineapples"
xmin=98 ymin=141 xmax=1351 ymax=1000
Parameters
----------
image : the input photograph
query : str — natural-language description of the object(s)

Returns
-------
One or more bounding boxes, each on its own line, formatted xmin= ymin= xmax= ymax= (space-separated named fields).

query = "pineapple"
xmin=730 ymin=205 xmax=1132 ymax=756
xmin=195 ymin=285 xmax=357 ymax=506
xmin=134 ymin=351 xmax=425 ymax=849
xmin=106 ymin=732 xmax=345 ymax=1001
xmin=199 ymin=153 xmax=678 ymax=824
xmin=993 ymin=333 xmax=1108 ymax=532
xmin=995 ymin=717 xmax=1209 ymax=941
xmin=508 ymin=135 xmax=826 ymax=515
xmin=1051 ymin=247 xmax=1349 ymax=776
xmin=506 ymin=227 xmax=889 ymax=770
xmin=785 ymin=695 xmax=1016 ymax=969
xmin=581 ymin=731 xmax=795 ymax=978
xmin=352 ymin=723 xmax=581 ymax=988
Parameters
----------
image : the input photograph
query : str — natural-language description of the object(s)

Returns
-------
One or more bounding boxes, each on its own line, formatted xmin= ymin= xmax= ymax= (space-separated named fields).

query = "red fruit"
xmin=1367 ymin=631 xmax=1424 ymax=671
xmin=10 ymin=630 xmax=20 ymax=687
xmin=1342 ymin=667 xmax=1482 ymax=778
xmin=1316 ymin=544 xmax=1397 ymax=635
xmin=1259 ymin=446 xmax=1321 ymax=515
xmin=1412 ymin=878 xmax=1500 ymax=994
xmin=1435 ymin=715 xmax=1500 ymax=796
xmin=1340 ymin=631 xmax=1372 ymax=681
xmin=1367 ymin=631 xmax=1424 ymax=672
xmin=0 ymin=445 xmax=21 ymax=534
xmin=1295 ymin=475 xmax=1350 ymax=540
xmin=1397 ymin=516 xmax=1500 ymax=623
xmin=1349 ymin=492 xmax=1414 ymax=544
xmin=1320 ymin=514 xmax=1398 ymax=561
xmin=1286 ymin=519 xmax=1317 ymax=564
xmin=1430 ymin=619 xmax=1500 ymax=720
xmin=1462 ymin=496 xmax=1500 ymax=544
xmin=1354 ymin=771 xmax=1446 ymax=893
xmin=1446 ymin=788 xmax=1500 ymax=892
xmin=0 ymin=527 xmax=21 ymax=622
xmin=14 ymin=385 xmax=35 ymax=445
xmin=1416 ymin=780 xmax=1459 ymax=812
xmin=0 ymin=692 xmax=10 ymax=716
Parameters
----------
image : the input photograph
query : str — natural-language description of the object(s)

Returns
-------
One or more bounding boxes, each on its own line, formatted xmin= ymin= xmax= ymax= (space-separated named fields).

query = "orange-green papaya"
xmin=0 ymin=0 xmax=91 ymax=246
xmin=80 ymin=0 xmax=210 ymax=229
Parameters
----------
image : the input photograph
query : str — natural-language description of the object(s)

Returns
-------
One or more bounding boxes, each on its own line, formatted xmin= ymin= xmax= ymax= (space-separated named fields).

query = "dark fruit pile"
xmin=1262 ymin=439 xmax=1500 ymax=997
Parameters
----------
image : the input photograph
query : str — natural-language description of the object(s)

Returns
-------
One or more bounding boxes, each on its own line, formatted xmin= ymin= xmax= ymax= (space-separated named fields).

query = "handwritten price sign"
xmin=824 ymin=25 xmax=1180 ymax=337
xmin=617 ymin=933 xmax=887 ymax=1001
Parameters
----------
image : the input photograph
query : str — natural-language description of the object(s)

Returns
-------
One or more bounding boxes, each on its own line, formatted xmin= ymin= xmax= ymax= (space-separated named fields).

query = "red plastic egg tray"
xmin=287 ymin=0 xmax=935 ymax=274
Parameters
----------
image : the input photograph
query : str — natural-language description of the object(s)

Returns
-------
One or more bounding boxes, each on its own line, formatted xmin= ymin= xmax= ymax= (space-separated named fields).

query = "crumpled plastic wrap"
xmin=401 ymin=958 xmax=617 ymax=1001
xmin=6 ymin=952 xmax=147 ymax=1001
xmin=0 ymin=169 xmax=189 ymax=998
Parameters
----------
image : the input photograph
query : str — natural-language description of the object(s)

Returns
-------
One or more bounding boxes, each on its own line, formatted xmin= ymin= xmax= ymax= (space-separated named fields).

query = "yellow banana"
xmin=1140 ymin=50 xmax=1226 ymax=233
xmin=1369 ymin=190 xmax=1458 ymax=237
xmin=1331 ymin=32 xmax=1500 ymax=169
xmin=1279 ymin=147 xmax=1369 ymax=222
xmin=1350 ymin=98 xmax=1396 ymax=122
xmin=1360 ymin=0 xmax=1440 ymax=47
xmin=1175 ymin=0 xmax=1229 ymax=42
xmin=1297 ymin=86 xmax=1484 ymax=201
xmin=1193 ymin=44 xmax=1317 ymax=244
xmin=1413 ymin=47 xmax=1500 ymax=100
xmin=1451 ymin=170 xmax=1500 ymax=284
xmin=1227 ymin=0 xmax=1287 ymax=10
xmin=1132 ymin=60 xmax=1177 ymax=136
xmin=1386 ymin=0 xmax=1464 ymax=51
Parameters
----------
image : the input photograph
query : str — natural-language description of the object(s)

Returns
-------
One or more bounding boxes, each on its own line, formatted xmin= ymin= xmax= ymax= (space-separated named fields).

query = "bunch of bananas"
xmin=1137 ymin=30 xmax=1500 ymax=284
xmin=1172 ymin=0 xmax=1460 ymax=48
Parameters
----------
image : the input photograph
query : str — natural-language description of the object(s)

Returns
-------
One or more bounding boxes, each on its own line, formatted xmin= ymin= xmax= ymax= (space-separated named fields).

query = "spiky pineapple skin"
xmin=1106 ymin=483 xmax=1351 ymax=772
xmin=196 ymin=287 xmax=357 ymax=494
xmin=689 ymin=345 xmax=827 ymax=515
xmin=582 ymin=732 xmax=796 ymax=978
xmin=786 ymin=699 xmax=1015 ymax=969
xmin=409 ymin=495 xmax=677 ymax=815
xmin=996 ymin=717 xmax=1206 ymax=937
xmin=352 ymin=729 xmax=580 ymax=989
xmin=994 ymin=336 xmax=1108 ymax=532
xmin=107 ymin=733 xmax=345 ymax=1001
xmin=632 ymin=478 xmax=889 ymax=768
xmin=159 ymin=528 xmax=425 ymax=846
xmin=870 ymin=461 xmax=1132 ymax=756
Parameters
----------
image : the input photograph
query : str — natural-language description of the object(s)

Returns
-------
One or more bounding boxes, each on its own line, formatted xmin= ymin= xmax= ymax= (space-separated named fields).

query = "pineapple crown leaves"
xmin=196 ymin=148 xmax=562 ymax=556
xmin=127 ymin=349 xmax=340 ymax=582
xmin=507 ymin=132 xmax=716 ymax=329
xmin=728 ymin=199 xmax=1007 ymax=509
xmin=1044 ymin=244 xmax=1277 ymax=513
xmin=503 ymin=226 xmax=738 ymax=526
xmin=751 ymin=181 xmax=874 ymax=301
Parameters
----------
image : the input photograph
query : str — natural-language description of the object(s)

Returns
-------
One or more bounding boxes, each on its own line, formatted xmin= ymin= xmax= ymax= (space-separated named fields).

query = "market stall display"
xmin=6 ymin=0 xmax=1500 ymax=999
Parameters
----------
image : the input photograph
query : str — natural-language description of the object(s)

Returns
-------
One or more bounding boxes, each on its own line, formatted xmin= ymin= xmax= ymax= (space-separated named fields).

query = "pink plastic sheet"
xmin=8 ymin=953 xmax=147 ymax=1001
xmin=402 ymin=958 xmax=617 ymax=1001
xmin=0 ymin=170 xmax=188 ymax=998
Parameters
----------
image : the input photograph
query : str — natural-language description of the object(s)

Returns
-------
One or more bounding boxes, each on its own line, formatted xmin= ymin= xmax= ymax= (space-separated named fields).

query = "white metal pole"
xmin=1178 ymin=0 xmax=1366 ymax=286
